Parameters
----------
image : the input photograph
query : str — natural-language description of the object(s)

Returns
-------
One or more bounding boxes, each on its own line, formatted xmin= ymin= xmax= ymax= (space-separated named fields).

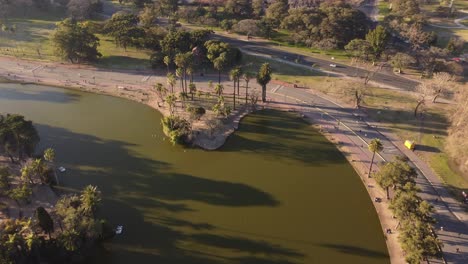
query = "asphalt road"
xmin=213 ymin=35 xmax=421 ymax=91
xmin=267 ymin=83 xmax=468 ymax=263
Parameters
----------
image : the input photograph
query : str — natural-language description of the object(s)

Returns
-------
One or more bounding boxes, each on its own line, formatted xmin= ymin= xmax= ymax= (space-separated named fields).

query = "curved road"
xmin=266 ymin=83 xmax=467 ymax=263
xmin=213 ymin=34 xmax=420 ymax=91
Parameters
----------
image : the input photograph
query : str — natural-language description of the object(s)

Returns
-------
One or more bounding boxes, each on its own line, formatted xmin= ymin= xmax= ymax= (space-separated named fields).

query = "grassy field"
xmin=426 ymin=25 xmax=468 ymax=51
xmin=0 ymin=11 xmax=152 ymax=69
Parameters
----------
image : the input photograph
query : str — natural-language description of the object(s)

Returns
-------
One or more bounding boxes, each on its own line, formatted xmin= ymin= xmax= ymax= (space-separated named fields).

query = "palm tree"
xmin=243 ymin=72 xmax=253 ymax=104
xmin=175 ymin=68 xmax=184 ymax=92
xmin=214 ymin=84 xmax=224 ymax=97
xmin=256 ymin=63 xmax=272 ymax=102
xmin=189 ymin=83 xmax=196 ymax=100
xmin=368 ymin=138 xmax=383 ymax=178
xmin=213 ymin=53 xmax=227 ymax=84
xmin=165 ymin=94 xmax=177 ymax=115
xmin=230 ymin=68 xmax=240 ymax=110
xmin=43 ymin=148 xmax=55 ymax=162
xmin=80 ymin=185 xmax=101 ymax=217
xmin=154 ymin=82 xmax=167 ymax=104
xmin=166 ymin=73 xmax=176 ymax=94
xmin=163 ymin=55 xmax=171 ymax=73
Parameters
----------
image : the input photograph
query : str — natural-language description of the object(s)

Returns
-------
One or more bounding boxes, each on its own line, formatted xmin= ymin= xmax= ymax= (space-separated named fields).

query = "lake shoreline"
xmin=1 ymin=57 xmax=402 ymax=262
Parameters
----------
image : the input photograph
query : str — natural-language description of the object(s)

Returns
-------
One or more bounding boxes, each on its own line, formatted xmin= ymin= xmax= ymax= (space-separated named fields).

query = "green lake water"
xmin=0 ymin=83 xmax=389 ymax=264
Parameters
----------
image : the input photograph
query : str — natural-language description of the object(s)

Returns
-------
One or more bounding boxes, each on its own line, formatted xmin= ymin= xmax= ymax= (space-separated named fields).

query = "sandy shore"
xmin=0 ymin=56 xmax=266 ymax=150
xmin=0 ymin=56 xmax=406 ymax=262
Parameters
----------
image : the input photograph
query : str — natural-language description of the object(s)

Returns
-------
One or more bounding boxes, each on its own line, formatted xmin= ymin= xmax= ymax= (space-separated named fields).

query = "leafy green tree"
xmin=0 ymin=114 xmax=40 ymax=162
xmin=391 ymin=0 xmax=420 ymax=18
xmin=256 ymin=63 xmax=272 ymax=102
xmin=35 ymin=206 xmax=54 ymax=239
xmin=121 ymin=0 xmax=152 ymax=8
xmin=52 ymin=18 xmax=101 ymax=63
xmin=365 ymin=25 xmax=389 ymax=59
xmin=446 ymin=37 xmax=464 ymax=56
xmin=252 ymin=0 xmax=264 ymax=17
xmin=104 ymin=13 xmax=144 ymax=50
xmin=225 ymin=0 xmax=252 ymax=18
xmin=160 ymin=29 xmax=192 ymax=61
xmin=205 ymin=40 xmax=241 ymax=83
xmin=390 ymin=53 xmax=415 ymax=74
xmin=8 ymin=184 xmax=32 ymax=217
xmin=67 ymin=0 xmax=103 ymax=20
xmin=367 ymin=138 xmax=383 ymax=178
xmin=375 ymin=157 xmax=417 ymax=199
xmin=345 ymin=39 xmax=372 ymax=61
xmin=139 ymin=3 xmax=160 ymax=27
xmin=265 ymin=0 xmax=288 ymax=27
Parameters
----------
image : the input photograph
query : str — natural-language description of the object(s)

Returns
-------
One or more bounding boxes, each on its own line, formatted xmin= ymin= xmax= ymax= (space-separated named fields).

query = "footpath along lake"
xmin=0 ymin=83 xmax=389 ymax=264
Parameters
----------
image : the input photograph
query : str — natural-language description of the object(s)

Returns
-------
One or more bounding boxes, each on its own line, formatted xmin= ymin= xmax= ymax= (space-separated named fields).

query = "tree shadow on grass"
xmin=363 ymin=106 xmax=449 ymax=136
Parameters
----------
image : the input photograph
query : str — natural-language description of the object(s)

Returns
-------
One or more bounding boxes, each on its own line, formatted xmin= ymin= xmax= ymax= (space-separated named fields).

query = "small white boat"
xmin=58 ymin=167 xmax=66 ymax=173
xmin=115 ymin=225 xmax=123 ymax=235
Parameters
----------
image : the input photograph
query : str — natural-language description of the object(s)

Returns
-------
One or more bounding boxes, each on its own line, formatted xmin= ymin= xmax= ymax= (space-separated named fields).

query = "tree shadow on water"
xmin=90 ymin=199 xmax=301 ymax=264
xmin=220 ymin=109 xmax=345 ymax=165
xmin=319 ymin=243 xmax=389 ymax=259
xmin=32 ymin=122 xmax=301 ymax=263
xmin=0 ymin=85 xmax=81 ymax=103
xmin=35 ymin=124 xmax=278 ymax=207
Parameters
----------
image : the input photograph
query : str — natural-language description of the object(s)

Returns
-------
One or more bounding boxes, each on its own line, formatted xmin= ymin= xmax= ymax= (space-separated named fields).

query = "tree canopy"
xmin=0 ymin=114 xmax=39 ymax=162
xmin=52 ymin=18 xmax=102 ymax=63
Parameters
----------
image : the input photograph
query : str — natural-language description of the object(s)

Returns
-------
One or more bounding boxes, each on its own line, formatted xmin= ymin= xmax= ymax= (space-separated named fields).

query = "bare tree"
xmin=430 ymin=72 xmax=454 ymax=103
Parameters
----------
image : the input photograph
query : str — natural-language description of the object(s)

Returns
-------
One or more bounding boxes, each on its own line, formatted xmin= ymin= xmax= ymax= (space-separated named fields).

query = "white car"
xmin=329 ymin=64 xmax=337 ymax=68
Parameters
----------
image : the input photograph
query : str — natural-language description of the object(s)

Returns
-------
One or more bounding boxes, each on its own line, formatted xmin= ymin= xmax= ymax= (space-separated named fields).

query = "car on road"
xmin=329 ymin=64 xmax=337 ymax=68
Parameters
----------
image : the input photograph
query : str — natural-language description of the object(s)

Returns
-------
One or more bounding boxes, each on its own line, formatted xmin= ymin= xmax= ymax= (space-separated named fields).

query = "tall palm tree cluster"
xmin=0 ymin=185 xmax=110 ymax=263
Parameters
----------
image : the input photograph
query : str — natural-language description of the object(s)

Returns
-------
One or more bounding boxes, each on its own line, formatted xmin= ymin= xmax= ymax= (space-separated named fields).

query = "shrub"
xmin=186 ymin=106 xmax=206 ymax=120
xmin=161 ymin=116 xmax=192 ymax=145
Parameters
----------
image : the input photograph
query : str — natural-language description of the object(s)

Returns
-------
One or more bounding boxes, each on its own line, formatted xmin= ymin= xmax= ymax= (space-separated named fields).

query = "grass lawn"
xmin=0 ymin=11 xmax=152 ymax=70
xmin=426 ymin=25 xmax=468 ymax=51
xmin=309 ymin=76 xmax=468 ymax=196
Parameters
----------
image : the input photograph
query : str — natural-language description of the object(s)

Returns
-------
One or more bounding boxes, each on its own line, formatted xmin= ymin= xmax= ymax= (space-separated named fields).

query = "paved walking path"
xmin=267 ymin=82 xmax=468 ymax=263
